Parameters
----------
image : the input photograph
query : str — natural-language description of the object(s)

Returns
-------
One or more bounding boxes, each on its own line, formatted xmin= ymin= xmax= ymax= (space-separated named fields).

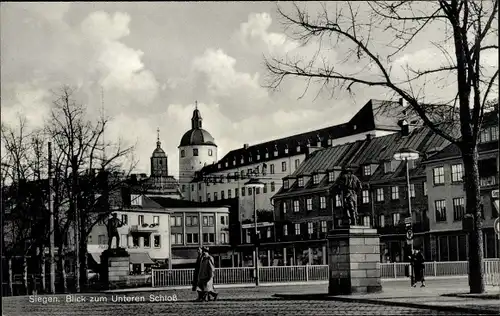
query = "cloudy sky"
xmin=1 ymin=2 xmax=497 ymax=179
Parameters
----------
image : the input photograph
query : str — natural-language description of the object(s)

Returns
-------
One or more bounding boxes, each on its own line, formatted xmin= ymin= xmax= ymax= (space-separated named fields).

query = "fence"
xmin=152 ymin=260 xmax=500 ymax=288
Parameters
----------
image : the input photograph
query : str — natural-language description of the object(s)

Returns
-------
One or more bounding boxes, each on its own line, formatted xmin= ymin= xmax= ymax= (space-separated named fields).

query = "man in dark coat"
xmin=411 ymin=249 xmax=426 ymax=287
xmin=192 ymin=247 xmax=203 ymax=301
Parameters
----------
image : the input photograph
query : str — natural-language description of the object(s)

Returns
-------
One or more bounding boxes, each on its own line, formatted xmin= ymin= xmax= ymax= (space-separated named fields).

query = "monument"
xmin=100 ymin=213 xmax=130 ymax=289
xmin=328 ymin=166 xmax=382 ymax=295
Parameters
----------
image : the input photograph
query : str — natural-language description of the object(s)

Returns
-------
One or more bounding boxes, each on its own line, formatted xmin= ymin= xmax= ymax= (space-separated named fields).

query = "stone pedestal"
xmin=100 ymin=248 xmax=130 ymax=289
xmin=327 ymin=226 xmax=382 ymax=295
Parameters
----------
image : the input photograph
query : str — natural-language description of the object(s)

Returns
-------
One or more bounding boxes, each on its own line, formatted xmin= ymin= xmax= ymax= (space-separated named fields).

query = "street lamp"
xmin=393 ymin=147 xmax=420 ymax=287
xmin=244 ymin=178 xmax=265 ymax=286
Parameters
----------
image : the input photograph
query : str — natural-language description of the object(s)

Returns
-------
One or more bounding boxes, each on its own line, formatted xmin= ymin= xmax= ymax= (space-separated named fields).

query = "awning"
xmin=129 ymin=252 xmax=155 ymax=265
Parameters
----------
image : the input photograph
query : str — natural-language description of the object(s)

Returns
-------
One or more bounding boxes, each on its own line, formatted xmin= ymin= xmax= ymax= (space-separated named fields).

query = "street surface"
xmin=3 ymin=278 xmax=498 ymax=315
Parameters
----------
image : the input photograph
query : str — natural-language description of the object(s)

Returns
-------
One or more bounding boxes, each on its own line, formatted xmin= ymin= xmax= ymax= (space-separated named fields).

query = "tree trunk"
xmin=39 ymin=247 xmax=46 ymax=294
xmin=58 ymin=245 xmax=68 ymax=293
xmin=22 ymin=256 xmax=28 ymax=295
xmin=8 ymin=257 xmax=13 ymax=296
xmin=461 ymin=144 xmax=485 ymax=294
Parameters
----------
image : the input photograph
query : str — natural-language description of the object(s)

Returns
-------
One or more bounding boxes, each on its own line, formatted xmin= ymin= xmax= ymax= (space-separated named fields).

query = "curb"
xmin=272 ymin=293 xmax=499 ymax=315
xmin=103 ymin=281 xmax=328 ymax=293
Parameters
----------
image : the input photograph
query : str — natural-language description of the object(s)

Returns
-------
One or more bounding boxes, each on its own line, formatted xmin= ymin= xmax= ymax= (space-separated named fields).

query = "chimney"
xmin=398 ymin=119 xmax=410 ymax=136
xmin=243 ymin=144 xmax=249 ymax=149
xmin=366 ymin=133 xmax=373 ymax=141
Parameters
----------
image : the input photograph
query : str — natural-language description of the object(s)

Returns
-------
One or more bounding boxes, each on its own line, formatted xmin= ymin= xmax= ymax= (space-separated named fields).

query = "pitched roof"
xmin=272 ymin=126 xmax=450 ymax=199
xmin=194 ymin=99 xmax=405 ymax=177
xmin=149 ymin=196 xmax=232 ymax=209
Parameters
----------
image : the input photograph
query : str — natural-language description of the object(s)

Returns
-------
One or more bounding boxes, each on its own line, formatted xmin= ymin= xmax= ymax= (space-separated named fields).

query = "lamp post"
xmin=244 ymin=178 xmax=265 ymax=286
xmin=393 ymin=148 xmax=420 ymax=287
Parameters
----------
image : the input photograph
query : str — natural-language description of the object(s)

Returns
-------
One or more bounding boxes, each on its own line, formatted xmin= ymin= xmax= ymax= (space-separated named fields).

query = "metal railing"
xmin=152 ymin=265 xmax=329 ymax=287
xmin=152 ymin=260 xmax=500 ymax=288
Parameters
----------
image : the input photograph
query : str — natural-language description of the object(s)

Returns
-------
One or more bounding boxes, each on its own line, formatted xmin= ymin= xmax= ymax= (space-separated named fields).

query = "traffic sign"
xmin=406 ymin=229 xmax=414 ymax=240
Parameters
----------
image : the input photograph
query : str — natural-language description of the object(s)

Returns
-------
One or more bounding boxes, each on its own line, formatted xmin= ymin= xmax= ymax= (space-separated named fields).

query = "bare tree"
xmin=1 ymin=117 xmax=50 ymax=295
xmin=46 ymin=85 xmax=136 ymax=292
xmin=264 ymin=1 xmax=498 ymax=293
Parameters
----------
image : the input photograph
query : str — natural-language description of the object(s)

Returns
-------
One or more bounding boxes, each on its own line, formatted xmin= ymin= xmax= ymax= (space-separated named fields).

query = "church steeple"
xmin=191 ymin=100 xmax=202 ymax=129
xmin=156 ymin=127 xmax=161 ymax=148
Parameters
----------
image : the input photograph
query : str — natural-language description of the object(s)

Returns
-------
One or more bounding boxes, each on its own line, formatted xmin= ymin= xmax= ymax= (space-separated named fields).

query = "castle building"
xmin=187 ymin=99 xmax=412 ymax=226
xmin=178 ymin=101 xmax=218 ymax=200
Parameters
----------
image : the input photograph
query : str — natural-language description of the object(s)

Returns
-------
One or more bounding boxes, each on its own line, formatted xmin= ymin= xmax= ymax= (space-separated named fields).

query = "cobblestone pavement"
xmin=3 ymin=296 xmax=468 ymax=316
xmin=1 ymin=285 xmax=479 ymax=316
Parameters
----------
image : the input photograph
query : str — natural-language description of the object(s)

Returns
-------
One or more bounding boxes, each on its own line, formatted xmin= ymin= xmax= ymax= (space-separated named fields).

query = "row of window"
xmin=281 ymin=183 xmax=426 ymax=213
xmin=217 ymin=151 xmax=305 ymax=170
xmin=432 ymin=164 xmax=464 ymax=185
xmin=97 ymin=234 xmax=161 ymax=248
xmin=101 ymin=214 xmax=160 ymax=226
xmin=180 ymin=148 xmax=214 ymax=157
xmin=205 ymin=182 xmax=276 ymax=202
xmin=170 ymin=215 xmax=229 ymax=227
xmin=434 ymin=197 xmax=466 ymax=222
xmin=171 ymin=232 xmax=229 ymax=245
xmin=479 ymin=126 xmax=499 ymax=143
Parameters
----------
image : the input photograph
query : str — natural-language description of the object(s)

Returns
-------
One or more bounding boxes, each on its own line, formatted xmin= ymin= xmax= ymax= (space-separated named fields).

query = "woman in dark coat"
xmin=192 ymin=247 xmax=203 ymax=301
xmin=412 ymin=249 xmax=426 ymax=287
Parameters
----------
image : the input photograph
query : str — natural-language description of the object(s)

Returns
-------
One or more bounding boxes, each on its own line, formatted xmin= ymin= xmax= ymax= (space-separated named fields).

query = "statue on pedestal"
xmin=106 ymin=213 xmax=124 ymax=250
xmin=334 ymin=166 xmax=362 ymax=226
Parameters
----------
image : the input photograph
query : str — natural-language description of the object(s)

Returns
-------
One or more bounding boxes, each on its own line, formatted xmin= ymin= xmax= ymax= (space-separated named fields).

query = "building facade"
xmin=424 ymin=110 xmax=499 ymax=261
xmin=188 ymin=99 xmax=410 ymax=224
xmin=149 ymin=196 xmax=232 ymax=268
xmin=87 ymin=201 xmax=172 ymax=275
xmin=267 ymin=125 xmax=448 ymax=265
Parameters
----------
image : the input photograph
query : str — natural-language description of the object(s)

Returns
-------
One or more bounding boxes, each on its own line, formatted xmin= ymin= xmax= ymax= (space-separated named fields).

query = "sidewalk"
xmin=273 ymin=278 xmax=500 ymax=314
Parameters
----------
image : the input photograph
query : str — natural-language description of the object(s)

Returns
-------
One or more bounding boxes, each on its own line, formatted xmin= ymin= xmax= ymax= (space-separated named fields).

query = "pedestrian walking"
xmin=411 ymin=248 xmax=426 ymax=287
xmin=192 ymin=247 xmax=203 ymax=301
xmin=197 ymin=246 xmax=218 ymax=301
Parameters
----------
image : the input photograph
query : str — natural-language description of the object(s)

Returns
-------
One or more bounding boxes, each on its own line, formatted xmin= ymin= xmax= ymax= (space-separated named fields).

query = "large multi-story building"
xmin=188 ymin=99 xmax=411 ymax=224
xmin=267 ymin=125 xmax=448 ymax=265
xmin=423 ymin=110 xmax=499 ymax=261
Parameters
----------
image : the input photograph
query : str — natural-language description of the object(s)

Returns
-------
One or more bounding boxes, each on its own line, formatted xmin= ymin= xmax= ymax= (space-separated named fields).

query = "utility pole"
xmin=72 ymin=155 xmax=80 ymax=293
xmin=48 ymin=142 xmax=56 ymax=294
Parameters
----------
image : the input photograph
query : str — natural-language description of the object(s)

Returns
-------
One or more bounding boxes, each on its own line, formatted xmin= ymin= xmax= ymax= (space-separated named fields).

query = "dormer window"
xmin=265 ymin=149 xmax=269 ymax=159
xmin=283 ymin=180 xmax=289 ymax=189
xmin=328 ymin=171 xmax=335 ymax=182
xmin=327 ymin=138 xmax=332 ymax=146
xmin=313 ymin=174 xmax=320 ymax=184
xmin=240 ymin=157 xmax=244 ymax=164
xmin=284 ymin=145 xmax=289 ymax=154
xmin=363 ymin=165 xmax=372 ymax=176
xmin=218 ymin=164 xmax=221 ymax=169
xmin=256 ymin=151 xmax=260 ymax=160
xmin=316 ymin=136 xmax=322 ymax=147
xmin=298 ymin=177 xmax=304 ymax=187
xmin=384 ymin=161 xmax=392 ymax=173
xmin=233 ymin=159 xmax=236 ymax=166
xmin=297 ymin=145 xmax=301 ymax=152
xmin=274 ymin=145 xmax=279 ymax=157
xmin=225 ymin=162 xmax=228 ymax=167
xmin=249 ymin=155 xmax=253 ymax=162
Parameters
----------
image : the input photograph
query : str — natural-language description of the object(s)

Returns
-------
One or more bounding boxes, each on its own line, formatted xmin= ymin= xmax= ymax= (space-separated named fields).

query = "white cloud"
xmin=238 ymin=12 xmax=299 ymax=54
xmin=1 ymin=82 xmax=51 ymax=130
